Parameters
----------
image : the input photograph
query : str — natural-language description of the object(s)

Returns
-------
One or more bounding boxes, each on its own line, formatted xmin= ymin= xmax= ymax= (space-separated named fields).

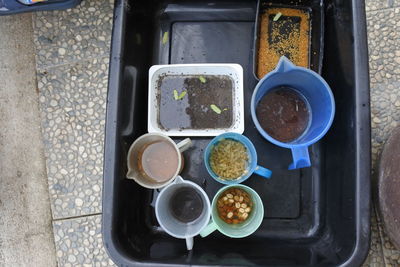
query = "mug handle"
xmin=289 ymin=146 xmax=311 ymax=170
xmin=185 ymin=237 xmax=194 ymax=250
xmin=254 ymin=165 xmax=272 ymax=179
xmin=177 ymin=138 xmax=192 ymax=152
xmin=200 ymin=221 xmax=218 ymax=237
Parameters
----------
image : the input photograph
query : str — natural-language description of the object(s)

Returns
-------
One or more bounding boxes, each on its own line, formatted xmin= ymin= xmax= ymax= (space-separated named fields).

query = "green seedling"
xmin=210 ymin=104 xmax=222 ymax=114
xmin=273 ymin=12 xmax=282 ymax=21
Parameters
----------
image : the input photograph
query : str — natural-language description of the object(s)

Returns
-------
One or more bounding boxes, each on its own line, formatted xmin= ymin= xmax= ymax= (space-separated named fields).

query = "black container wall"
xmin=102 ymin=0 xmax=371 ymax=266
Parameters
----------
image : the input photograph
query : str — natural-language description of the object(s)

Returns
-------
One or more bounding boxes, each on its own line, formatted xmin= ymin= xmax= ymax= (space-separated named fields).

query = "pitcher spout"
xmin=126 ymin=169 xmax=135 ymax=179
xmin=274 ymin=56 xmax=296 ymax=73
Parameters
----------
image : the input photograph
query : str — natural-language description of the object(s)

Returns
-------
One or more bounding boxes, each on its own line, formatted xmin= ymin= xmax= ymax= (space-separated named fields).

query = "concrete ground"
xmin=0 ymin=0 xmax=399 ymax=266
xmin=0 ymin=1 xmax=114 ymax=266
xmin=0 ymin=14 xmax=56 ymax=266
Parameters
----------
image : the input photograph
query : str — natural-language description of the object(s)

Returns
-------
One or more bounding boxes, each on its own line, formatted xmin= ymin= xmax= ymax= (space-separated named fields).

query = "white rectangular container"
xmin=148 ymin=64 xmax=244 ymax=136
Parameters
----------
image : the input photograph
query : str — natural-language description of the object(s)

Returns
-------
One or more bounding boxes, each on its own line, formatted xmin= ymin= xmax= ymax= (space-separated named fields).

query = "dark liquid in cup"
xmin=256 ymin=86 xmax=310 ymax=143
xmin=169 ymin=186 xmax=204 ymax=223
xmin=137 ymin=141 xmax=179 ymax=183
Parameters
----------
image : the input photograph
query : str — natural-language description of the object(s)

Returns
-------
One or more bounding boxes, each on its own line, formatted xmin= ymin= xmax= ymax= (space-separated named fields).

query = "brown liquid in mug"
xmin=256 ymin=86 xmax=310 ymax=142
xmin=137 ymin=141 xmax=179 ymax=183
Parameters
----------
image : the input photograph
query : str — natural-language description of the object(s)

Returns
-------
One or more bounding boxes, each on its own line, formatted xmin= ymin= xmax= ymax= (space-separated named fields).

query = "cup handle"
xmin=177 ymin=138 xmax=192 ymax=152
xmin=185 ymin=237 xmax=194 ymax=250
xmin=200 ymin=221 xmax=217 ymax=237
xmin=254 ymin=165 xmax=272 ymax=179
xmin=289 ymin=146 xmax=311 ymax=170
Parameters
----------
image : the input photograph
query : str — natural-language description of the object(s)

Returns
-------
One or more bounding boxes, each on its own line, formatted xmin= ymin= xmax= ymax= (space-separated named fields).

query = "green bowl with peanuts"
xmin=200 ymin=184 xmax=264 ymax=238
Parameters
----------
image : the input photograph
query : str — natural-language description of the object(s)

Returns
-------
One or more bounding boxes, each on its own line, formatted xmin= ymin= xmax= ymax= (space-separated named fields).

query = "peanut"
xmin=217 ymin=187 xmax=253 ymax=225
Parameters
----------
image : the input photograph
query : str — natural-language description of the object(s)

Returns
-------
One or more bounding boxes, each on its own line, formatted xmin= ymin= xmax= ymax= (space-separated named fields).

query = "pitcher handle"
xmin=289 ymin=146 xmax=311 ymax=170
xmin=200 ymin=221 xmax=218 ymax=237
xmin=177 ymin=138 xmax=192 ymax=152
xmin=185 ymin=237 xmax=194 ymax=250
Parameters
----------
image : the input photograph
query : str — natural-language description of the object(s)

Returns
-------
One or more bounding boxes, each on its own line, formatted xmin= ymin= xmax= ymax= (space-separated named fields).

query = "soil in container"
xmin=157 ymin=75 xmax=233 ymax=130
xmin=257 ymin=7 xmax=311 ymax=78
xmin=256 ymin=86 xmax=310 ymax=142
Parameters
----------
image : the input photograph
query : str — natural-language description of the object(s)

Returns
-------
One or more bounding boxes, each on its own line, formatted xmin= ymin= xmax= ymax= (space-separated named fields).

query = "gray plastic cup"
xmin=155 ymin=176 xmax=211 ymax=250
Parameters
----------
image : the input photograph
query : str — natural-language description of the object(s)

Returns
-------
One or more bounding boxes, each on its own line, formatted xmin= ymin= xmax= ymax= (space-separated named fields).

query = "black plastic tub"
xmin=102 ymin=0 xmax=371 ymax=266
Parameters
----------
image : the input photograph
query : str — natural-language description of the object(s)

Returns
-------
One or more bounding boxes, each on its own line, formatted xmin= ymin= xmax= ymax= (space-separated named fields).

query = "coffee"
xmin=169 ymin=186 xmax=204 ymax=223
xmin=256 ymin=86 xmax=310 ymax=142
xmin=137 ymin=140 xmax=179 ymax=183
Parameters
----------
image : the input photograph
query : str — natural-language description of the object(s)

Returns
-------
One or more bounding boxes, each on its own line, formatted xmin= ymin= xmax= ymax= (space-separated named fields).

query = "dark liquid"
xmin=137 ymin=141 xmax=179 ymax=183
xmin=169 ymin=187 xmax=204 ymax=223
xmin=256 ymin=86 xmax=310 ymax=142
xmin=158 ymin=75 xmax=233 ymax=130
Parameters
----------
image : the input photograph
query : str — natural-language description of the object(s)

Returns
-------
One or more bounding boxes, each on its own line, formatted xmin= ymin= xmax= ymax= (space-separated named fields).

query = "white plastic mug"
xmin=155 ymin=176 xmax=211 ymax=250
xmin=126 ymin=133 xmax=191 ymax=189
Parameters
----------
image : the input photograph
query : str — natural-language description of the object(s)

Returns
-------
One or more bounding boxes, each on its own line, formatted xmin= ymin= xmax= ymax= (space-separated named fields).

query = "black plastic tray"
xmin=102 ymin=0 xmax=371 ymax=266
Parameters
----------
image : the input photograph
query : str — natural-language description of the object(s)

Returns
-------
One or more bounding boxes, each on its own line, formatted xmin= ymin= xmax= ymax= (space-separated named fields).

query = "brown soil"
xmin=257 ymin=7 xmax=310 ymax=78
xmin=158 ymin=75 xmax=233 ymax=130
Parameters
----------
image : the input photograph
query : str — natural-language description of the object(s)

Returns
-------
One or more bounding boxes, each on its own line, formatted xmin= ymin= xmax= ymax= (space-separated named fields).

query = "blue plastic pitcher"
xmin=251 ymin=56 xmax=335 ymax=170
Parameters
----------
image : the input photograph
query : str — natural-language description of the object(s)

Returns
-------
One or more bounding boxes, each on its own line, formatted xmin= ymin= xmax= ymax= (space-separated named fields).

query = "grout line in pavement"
xmin=53 ymin=212 xmax=102 ymax=222
xmin=36 ymin=54 xmax=110 ymax=71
